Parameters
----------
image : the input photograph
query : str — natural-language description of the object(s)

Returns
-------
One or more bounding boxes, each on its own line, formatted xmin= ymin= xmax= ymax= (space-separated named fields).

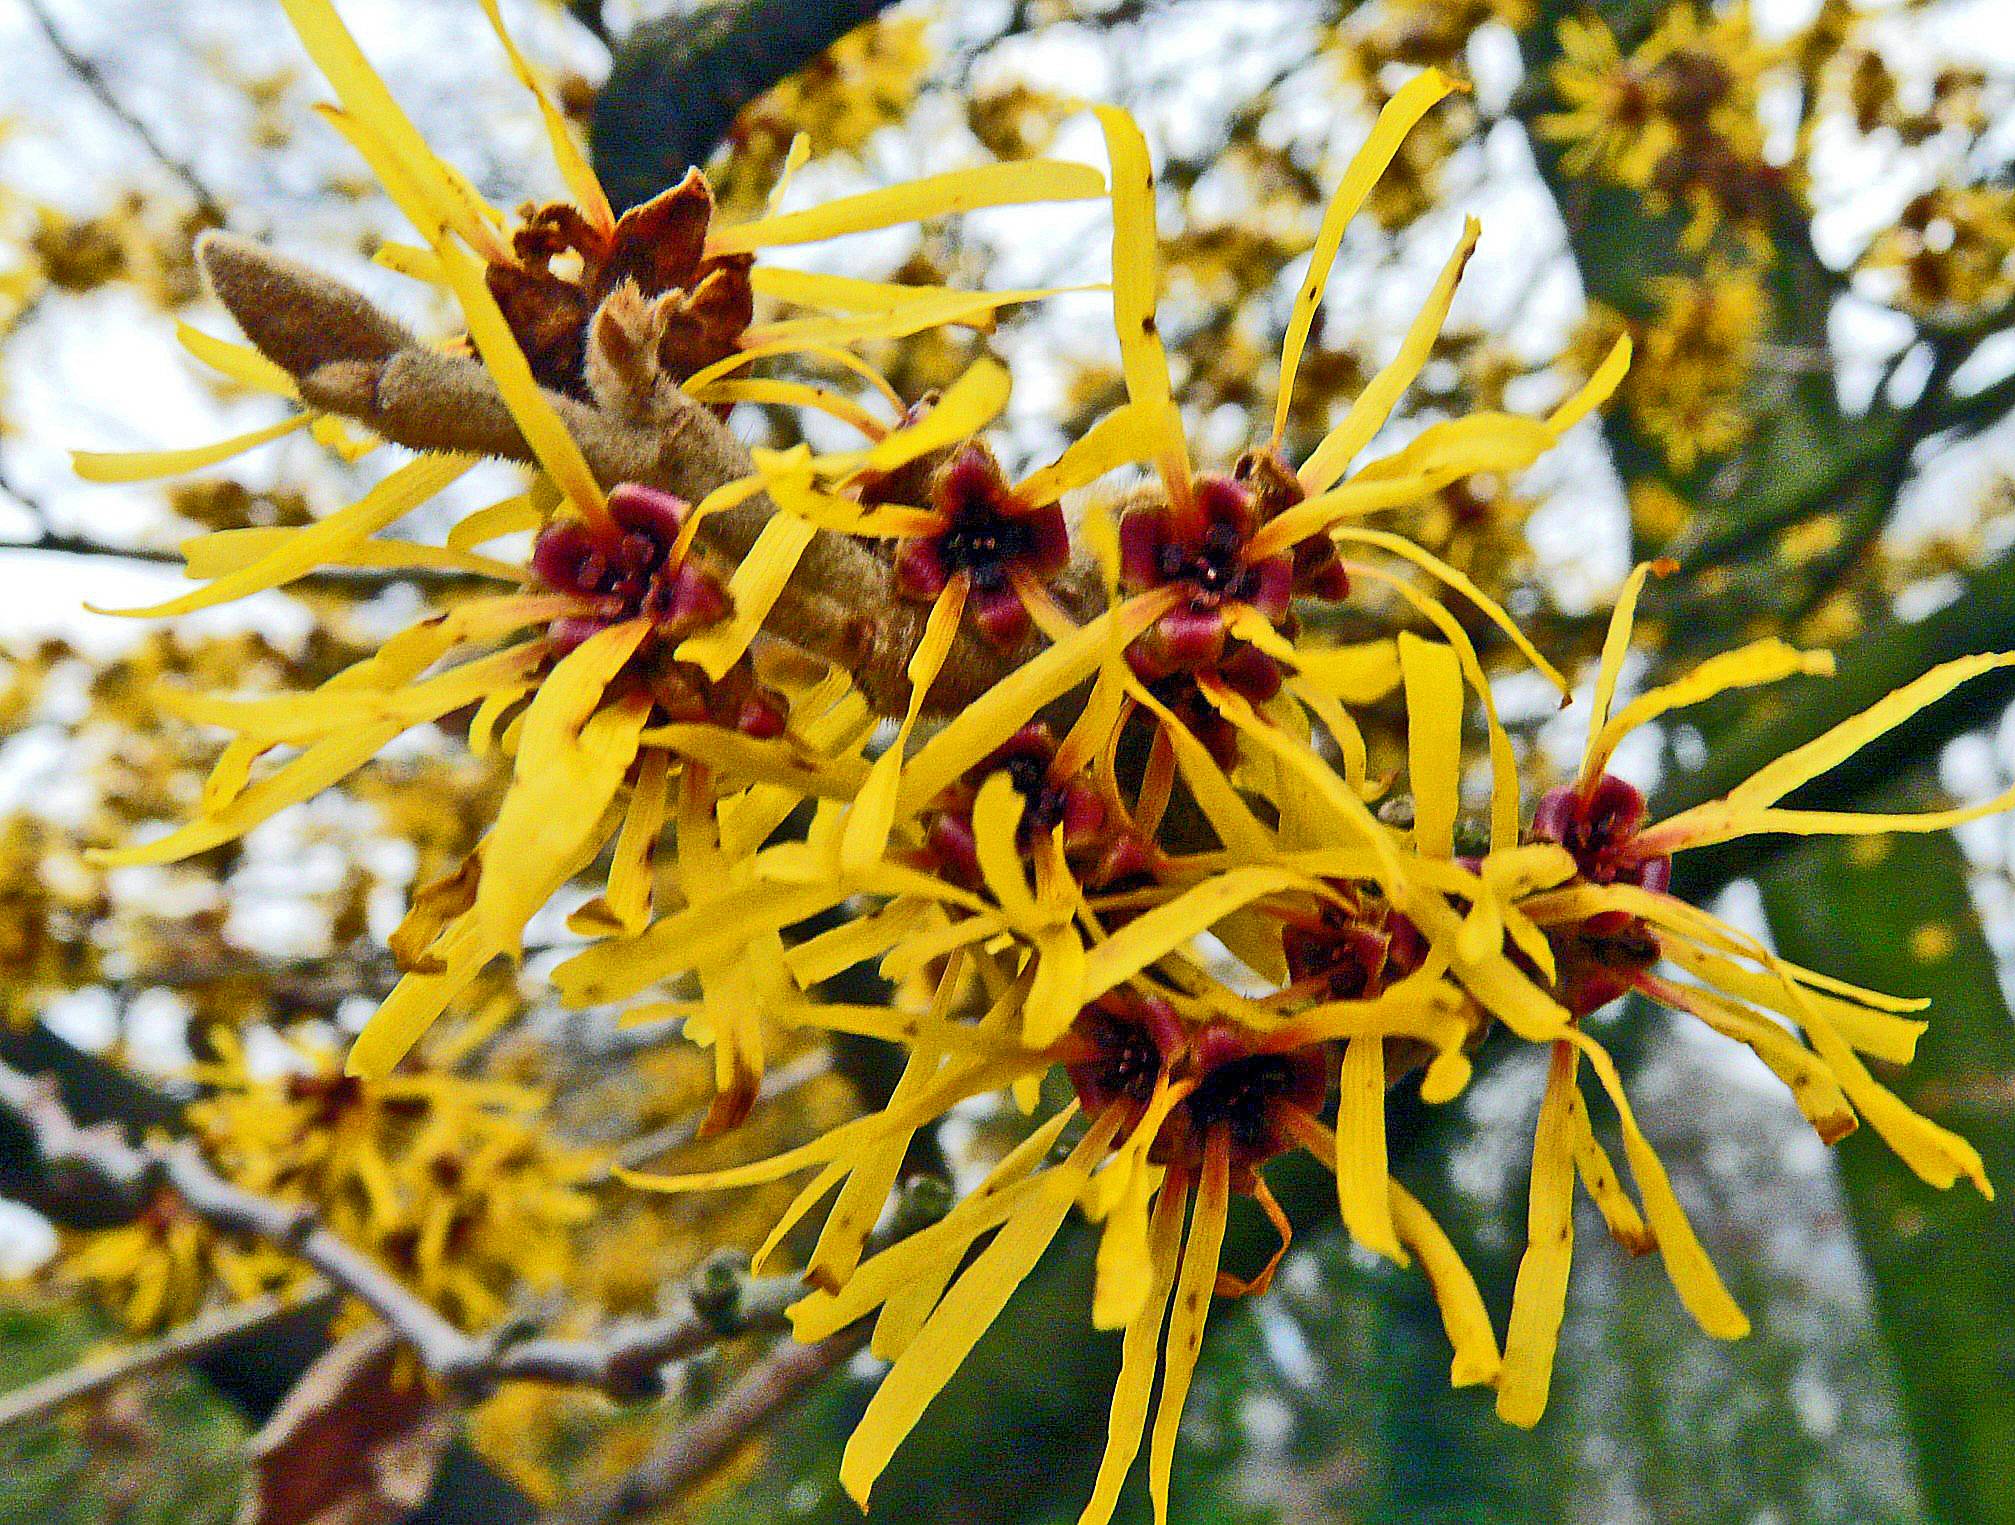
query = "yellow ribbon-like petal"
xmin=898 ymin=595 xmax=1171 ymax=815
xmin=279 ymin=0 xmax=507 ymax=258
xmin=90 ymin=724 xmax=401 ymax=868
xmin=1392 ymin=1180 xmax=1502 ymax=1387
xmin=1130 ymin=674 xmax=1279 ymax=860
xmin=157 ymin=642 xmax=542 ymax=744
xmin=1272 ymin=67 xmax=1458 ymax=446
xmin=1147 ymin=1140 xmax=1231 ymax=1525
xmin=1658 ymin=936 xmax=1987 ymax=1194
xmin=93 ymin=453 xmax=472 ymax=619
xmin=179 ymin=526 xmax=522 ymax=583
xmin=1648 ymin=972 xmax=1856 ymax=1145
xmin=1079 ymin=1180 xmax=1185 ymax=1525
xmin=1289 ymin=639 xmax=1402 ymax=704
xmin=713 ymin=159 xmax=1107 ymax=254
xmin=176 ymin=322 xmax=299 ymax=397
xmin=675 ymin=511 xmax=820 ymax=679
xmin=73 ymin=414 xmax=310 ymax=484
xmin=1399 ymin=632 xmax=1464 ymax=859
xmin=851 ymin=357 xmax=1012 ymax=476
xmin=475 ymin=624 xmax=652 ymax=956
xmin=1585 ymin=637 xmax=1835 ymax=785
xmin=838 ymin=1108 xmax=1123 ymax=1507
xmin=1667 ymin=651 xmax=2015 ymax=827
xmin=1016 ymin=402 xmax=1159 ymax=506
xmin=973 ymin=771 xmax=1041 ymax=924
xmin=700 ymin=378 xmax=888 ymax=438
xmin=874 ymin=1104 xmax=1086 ymax=1360
xmin=581 ymin=747 xmax=671 ymax=937
xmin=1496 ymin=1041 xmax=1579 ymax=1428
xmin=476 ymin=0 xmax=613 ymax=233
xmin=1569 ymin=1030 xmax=1753 ymax=1335
xmin=1337 ymin=1035 xmax=1406 ymax=1262
xmin=841 ymin=578 xmax=967 ymax=873
xmin=1298 ymin=216 xmax=1479 ymax=495
xmin=435 ymin=241 xmax=610 ymax=529
xmin=1580 ymin=559 xmax=1660 ymax=785
xmin=1549 ymin=335 xmax=1632 ymax=433
xmin=446 ymin=489 xmax=544 ymax=551
xmin=1346 ymin=561 xmax=1523 ymax=852
xmin=1080 ymin=866 xmax=1306 ymax=1001
xmin=1337 ymin=527 xmax=1568 ymax=692
xmin=793 ymin=1103 xmax=1082 ymax=1343
xmin=1093 ymin=105 xmax=1189 ymax=501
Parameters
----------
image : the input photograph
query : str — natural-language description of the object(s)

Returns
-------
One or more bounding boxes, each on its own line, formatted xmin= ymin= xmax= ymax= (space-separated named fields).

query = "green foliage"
xmin=1761 ymin=771 xmax=2015 ymax=1525
xmin=0 ymin=1301 xmax=245 ymax=1525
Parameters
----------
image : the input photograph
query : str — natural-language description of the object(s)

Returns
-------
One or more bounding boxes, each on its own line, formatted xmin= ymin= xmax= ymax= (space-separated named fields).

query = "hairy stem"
xmin=196 ymin=232 xmax=1103 ymax=716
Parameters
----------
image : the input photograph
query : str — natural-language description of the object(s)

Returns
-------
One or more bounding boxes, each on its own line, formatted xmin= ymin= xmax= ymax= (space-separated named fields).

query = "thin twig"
xmin=22 ymin=0 xmax=229 ymax=228
xmin=0 ymin=452 xmax=55 ymax=534
xmin=0 ymin=1279 xmax=341 ymax=1433
xmin=557 ymin=1325 xmax=869 ymax=1525
xmin=0 ymin=1056 xmax=805 ymax=1403
xmin=2 ymin=533 xmax=189 ymax=568
xmin=0 ymin=529 xmax=502 ymax=594
xmin=551 ymin=1177 xmax=953 ymax=1522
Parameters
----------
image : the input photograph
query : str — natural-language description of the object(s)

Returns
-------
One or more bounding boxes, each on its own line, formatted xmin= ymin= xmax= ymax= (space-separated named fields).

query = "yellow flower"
xmin=55 ymin=1187 xmax=287 ymax=1334
xmin=1542 ymin=5 xmax=1782 ymax=249
xmin=807 ymin=73 xmax=1621 ymax=927
xmin=1863 ymin=185 xmax=2015 ymax=321
xmin=77 ymin=0 xmax=1110 ymax=1085
xmin=593 ymin=76 xmax=1636 ymax=1515
xmin=1574 ymin=265 xmax=1765 ymax=470
xmin=618 ymin=937 xmax=1489 ymax=1522
xmin=1629 ymin=479 xmax=1693 ymax=544
xmin=189 ymin=1029 xmax=597 ymax=1330
xmin=1410 ymin=561 xmax=2008 ymax=1421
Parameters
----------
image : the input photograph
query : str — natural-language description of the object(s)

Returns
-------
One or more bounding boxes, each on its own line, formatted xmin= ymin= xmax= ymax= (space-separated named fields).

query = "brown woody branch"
xmin=557 ymin=1325 xmax=869 ymax=1524
xmin=196 ymin=233 xmax=1105 ymax=717
xmin=0 ymin=1280 xmax=342 ymax=1433
xmin=590 ymin=0 xmax=901 ymax=212
xmin=0 ymin=1054 xmax=810 ymax=1404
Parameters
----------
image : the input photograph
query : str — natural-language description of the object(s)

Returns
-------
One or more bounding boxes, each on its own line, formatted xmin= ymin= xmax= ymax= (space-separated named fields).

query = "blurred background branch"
xmin=592 ymin=0 xmax=903 ymax=210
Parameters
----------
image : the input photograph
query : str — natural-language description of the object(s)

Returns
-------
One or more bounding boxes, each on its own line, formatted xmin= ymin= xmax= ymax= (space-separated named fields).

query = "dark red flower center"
xmin=919 ymin=723 xmax=1122 ymax=887
xmin=528 ymin=484 xmax=785 ymax=738
xmin=284 ymin=1070 xmax=365 ymax=1126
xmin=1531 ymin=774 xmax=1671 ymax=891
xmin=531 ymin=483 xmax=730 ymax=655
xmin=1179 ymin=1049 xmax=1322 ymax=1161
xmin=1163 ymin=517 xmax=1251 ymax=596
xmin=1548 ymin=910 xmax=1663 ymax=1018
xmin=1064 ymin=998 xmax=1172 ymax=1118
xmin=1000 ymin=747 xmax=1070 ymax=835
xmin=1120 ymin=476 xmax=1286 ymax=611
xmin=1118 ymin=475 xmax=1296 ymax=710
xmin=1064 ymin=997 xmax=1327 ymax=1173
xmin=892 ymin=443 xmax=1069 ymax=645
xmin=939 ymin=512 xmax=1039 ymax=593
xmin=1282 ymin=887 xmax=1426 ymax=1002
